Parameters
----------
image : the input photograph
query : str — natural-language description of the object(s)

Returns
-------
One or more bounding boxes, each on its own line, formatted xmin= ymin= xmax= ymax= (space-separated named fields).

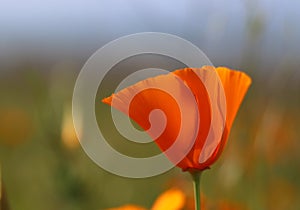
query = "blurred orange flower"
xmin=0 ymin=107 xmax=34 ymax=147
xmin=106 ymin=188 xmax=185 ymax=210
xmin=105 ymin=187 xmax=247 ymax=210
xmin=106 ymin=205 xmax=146 ymax=210
xmin=102 ymin=66 xmax=251 ymax=171
xmin=61 ymin=107 xmax=79 ymax=149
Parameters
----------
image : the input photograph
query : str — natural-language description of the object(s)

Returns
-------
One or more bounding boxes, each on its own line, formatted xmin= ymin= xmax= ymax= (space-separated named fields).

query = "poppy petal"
xmin=200 ymin=67 xmax=252 ymax=168
xmin=216 ymin=67 xmax=252 ymax=131
xmin=102 ymin=72 xmax=199 ymax=165
xmin=196 ymin=66 xmax=227 ymax=164
xmin=173 ymin=67 xmax=227 ymax=167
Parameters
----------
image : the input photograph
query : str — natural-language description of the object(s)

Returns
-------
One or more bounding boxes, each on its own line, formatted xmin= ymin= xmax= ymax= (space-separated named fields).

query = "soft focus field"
xmin=1 ymin=54 xmax=299 ymax=210
xmin=1 ymin=1 xmax=300 ymax=210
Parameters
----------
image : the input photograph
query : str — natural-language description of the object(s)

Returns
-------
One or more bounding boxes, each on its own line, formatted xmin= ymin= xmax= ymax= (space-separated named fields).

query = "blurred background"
xmin=0 ymin=0 xmax=299 ymax=209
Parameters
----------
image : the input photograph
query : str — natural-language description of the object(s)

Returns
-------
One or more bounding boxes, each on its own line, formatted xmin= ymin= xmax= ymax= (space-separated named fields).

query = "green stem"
xmin=190 ymin=171 xmax=202 ymax=210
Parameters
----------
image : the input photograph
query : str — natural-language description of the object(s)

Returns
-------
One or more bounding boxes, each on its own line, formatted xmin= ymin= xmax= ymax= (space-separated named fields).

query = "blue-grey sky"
xmin=1 ymin=0 xmax=300 ymax=69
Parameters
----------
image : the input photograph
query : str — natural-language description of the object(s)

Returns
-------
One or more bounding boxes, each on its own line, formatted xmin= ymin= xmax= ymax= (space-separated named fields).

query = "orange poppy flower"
xmin=102 ymin=66 xmax=251 ymax=171
xmin=106 ymin=188 xmax=185 ymax=210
